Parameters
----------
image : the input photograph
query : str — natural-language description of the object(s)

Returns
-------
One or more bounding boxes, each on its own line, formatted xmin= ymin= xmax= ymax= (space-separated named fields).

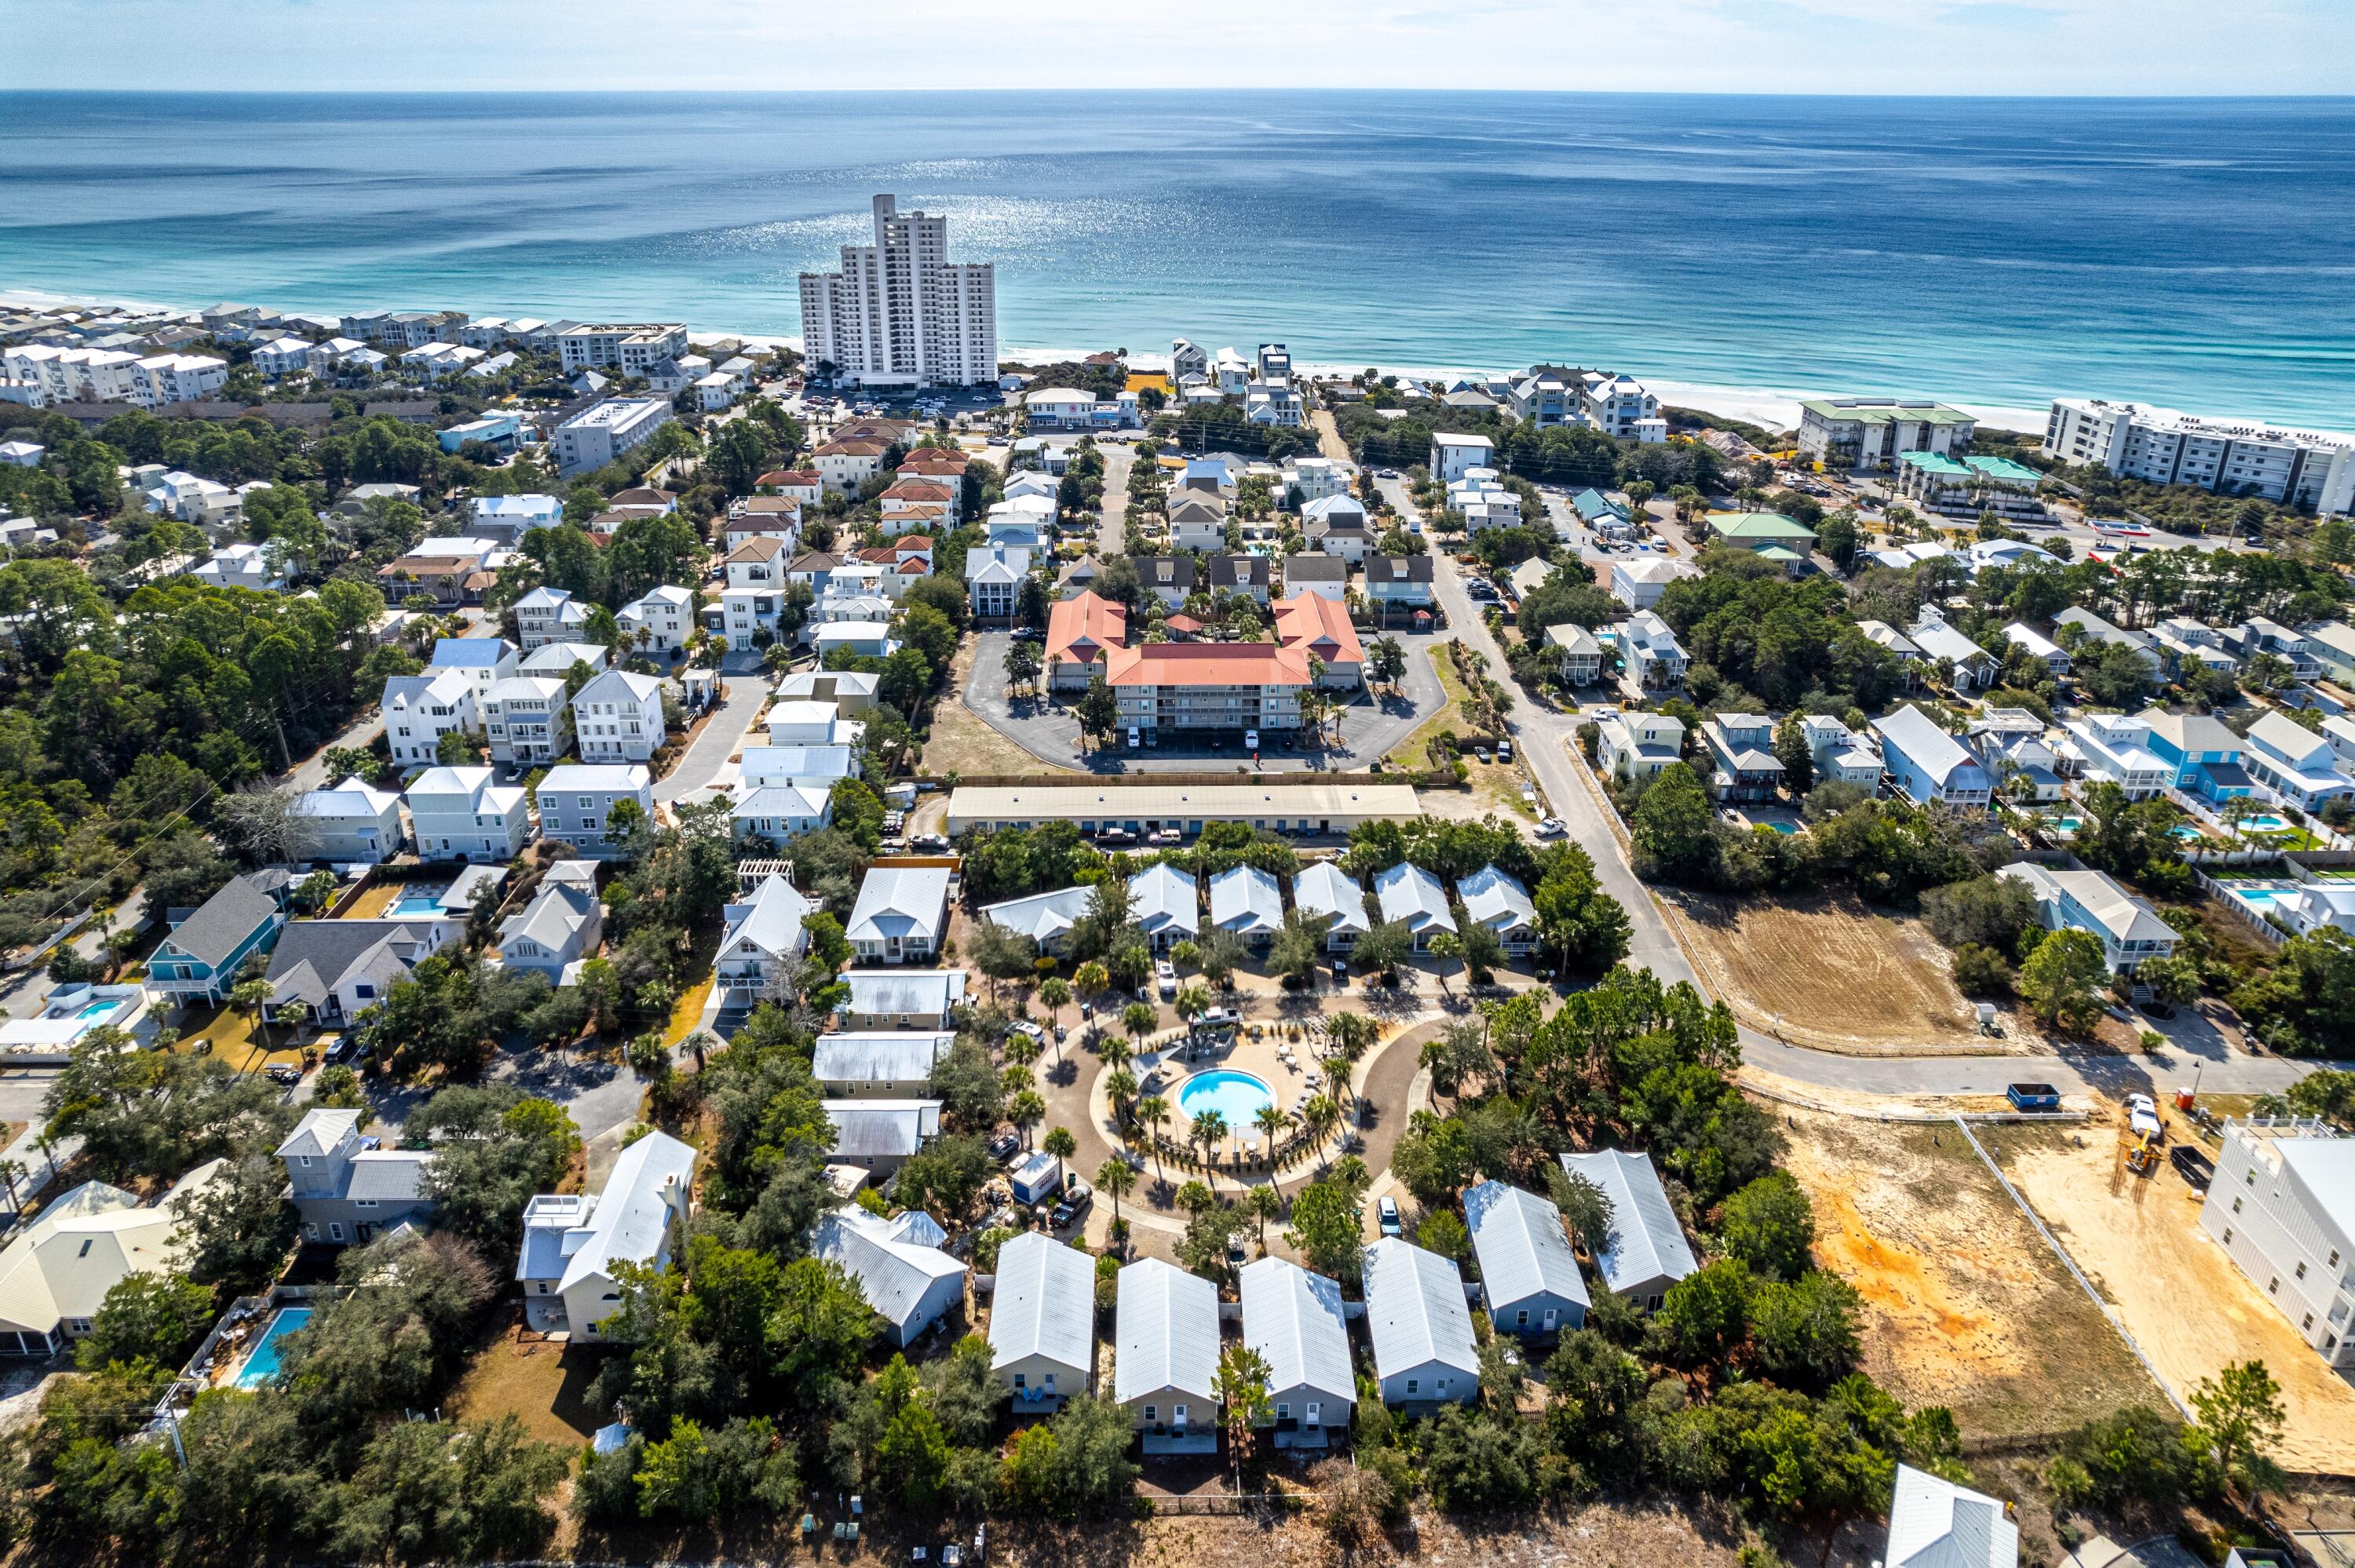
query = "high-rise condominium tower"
xmin=798 ymin=195 xmax=998 ymax=389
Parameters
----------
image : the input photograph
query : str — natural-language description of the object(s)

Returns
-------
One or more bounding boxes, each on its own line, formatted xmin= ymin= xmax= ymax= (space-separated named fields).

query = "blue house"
xmin=2134 ymin=707 xmax=2254 ymax=801
xmin=143 ymin=873 xmax=289 ymax=1009
xmin=1870 ymin=704 xmax=1993 ymax=810
xmin=1571 ymin=488 xmax=1629 ymax=526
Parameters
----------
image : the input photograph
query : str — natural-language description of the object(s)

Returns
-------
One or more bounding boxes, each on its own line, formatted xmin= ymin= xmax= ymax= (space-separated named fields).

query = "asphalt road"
xmin=655 ymin=651 xmax=769 ymax=804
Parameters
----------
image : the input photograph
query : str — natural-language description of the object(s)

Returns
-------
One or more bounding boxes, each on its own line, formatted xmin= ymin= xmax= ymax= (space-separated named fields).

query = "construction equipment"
xmin=2124 ymin=1092 xmax=2165 ymax=1176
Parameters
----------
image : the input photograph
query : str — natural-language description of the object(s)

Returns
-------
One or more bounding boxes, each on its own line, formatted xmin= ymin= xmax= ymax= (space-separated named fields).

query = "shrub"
xmin=1951 ymin=943 xmax=2016 ymax=997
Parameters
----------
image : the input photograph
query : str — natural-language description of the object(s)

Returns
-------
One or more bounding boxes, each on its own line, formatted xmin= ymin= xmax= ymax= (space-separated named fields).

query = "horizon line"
xmin=2 ymin=86 xmax=2353 ymax=101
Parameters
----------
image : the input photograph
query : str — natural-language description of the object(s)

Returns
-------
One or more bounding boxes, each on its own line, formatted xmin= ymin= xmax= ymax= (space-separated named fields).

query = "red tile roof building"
xmin=1104 ymin=640 xmax=1311 ymax=738
xmin=1045 ymin=591 xmax=1128 ymax=691
xmin=1272 ymin=593 xmax=1365 ymax=687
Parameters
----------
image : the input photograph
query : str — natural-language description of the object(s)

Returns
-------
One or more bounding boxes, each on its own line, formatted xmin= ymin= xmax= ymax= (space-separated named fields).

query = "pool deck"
xmin=1141 ymin=1026 xmax=1348 ymax=1161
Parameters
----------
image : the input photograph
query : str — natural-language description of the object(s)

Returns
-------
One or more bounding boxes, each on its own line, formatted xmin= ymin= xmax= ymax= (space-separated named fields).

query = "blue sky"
xmin=6 ymin=0 xmax=2350 ymax=93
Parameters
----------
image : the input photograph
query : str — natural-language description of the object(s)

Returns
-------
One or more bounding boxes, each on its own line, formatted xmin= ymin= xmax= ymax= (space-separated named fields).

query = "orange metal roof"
xmin=1104 ymin=640 xmax=1311 ymax=688
xmin=1273 ymin=592 xmax=1364 ymax=665
xmin=1046 ymin=590 xmax=1128 ymax=669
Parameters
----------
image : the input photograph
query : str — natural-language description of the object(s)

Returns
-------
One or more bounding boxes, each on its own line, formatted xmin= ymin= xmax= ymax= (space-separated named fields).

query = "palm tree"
xmin=1038 ymin=978 xmax=1072 ymax=1057
xmin=685 ymin=1030 xmax=717 ymax=1072
xmin=1010 ymin=1089 xmax=1046 ymax=1149
xmin=1000 ymin=1063 xmax=1035 ymax=1099
xmin=1172 ymin=984 xmax=1210 ymax=1026
xmin=277 ymin=1001 xmax=312 ymax=1048
xmin=1096 ymin=1157 xmax=1137 ymax=1227
xmin=230 ymin=978 xmax=276 ymax=1059
xmin=1122 ymin=1001 xmax=1157 ymax=1044
xmin=1427 ymin=932 xmax=1462 ymax=994
xmin=1042 ymin=1126 xmax=1077 ymax=1194
xmin=1134 ymin=1094 xmax=1170 ymax=1173
xmin=1189 ymin=1109 xmax=1229 ymax=1170
xmin=1253 ymin=1103 xmax=1291 ymax=1157
xmin=0 ymin=1159 xmax=24 ymax=1216
xmin=1176 ymin=1180 xmax=1216 ymax=1219
xmin=1244 ymin=1183 xmax=1283 ymax=1248
xmin=1074 ymin=961 xmax=1110 ymax=1016
xmin=1104 ymin=1068 xmax=1139 ymax=1116
xmin=1097 ymin=1034 xmax=1134 ymax=1074
xmin=1299 ymin=1094 xmax=1340 ymax=1171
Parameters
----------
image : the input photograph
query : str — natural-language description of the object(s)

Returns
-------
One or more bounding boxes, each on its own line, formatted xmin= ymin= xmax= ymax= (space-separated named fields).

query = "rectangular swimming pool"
xmin=232 ymin=1306 xmax=312 ymax=1390
xmin=389 ymin=892 xmax=444 ymax=917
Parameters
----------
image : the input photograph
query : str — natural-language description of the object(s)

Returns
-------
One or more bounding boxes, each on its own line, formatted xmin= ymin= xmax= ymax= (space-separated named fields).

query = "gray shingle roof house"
xmin=989 ymin=1231 xmax=1095 ymax=1412
xmin=144 ymin=873 xmax=287 ymax=1008
xmin=1463 ymin=1179 xmax=1590 ymax=1336
xmin=276 ymin=1107 xmax=436 ymax=1247
xmin=1239 ymin=1256 xmax=1353 ymax=1449
xmin=1360 ymin=1237 xmax=1479 ymax=1411
xmin=1115 ymin=1257 xmax=1221 ymax=1452
xmin=261 ymin=917 xmax=447 ymax=1026
xmin=1558 ymin=1149 xmax=1698 ymax=1309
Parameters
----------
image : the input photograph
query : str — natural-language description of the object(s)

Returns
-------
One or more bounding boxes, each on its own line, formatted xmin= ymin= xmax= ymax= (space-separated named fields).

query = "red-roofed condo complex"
xmin=1272 ymin=593 xmax=1365 ymax=687
xmin=1105 ymin=641 xmax=1311 ymax=742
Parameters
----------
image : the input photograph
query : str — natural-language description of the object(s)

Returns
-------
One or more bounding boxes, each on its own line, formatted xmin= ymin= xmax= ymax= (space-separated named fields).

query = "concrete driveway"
xmin=655 ymin=651 xmax=769 ymax=804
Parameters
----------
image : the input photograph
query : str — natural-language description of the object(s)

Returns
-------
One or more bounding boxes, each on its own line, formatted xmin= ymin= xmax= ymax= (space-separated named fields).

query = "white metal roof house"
xmin=1239 ymin=1256 xmax=1354 ymax=1448
xmin=1115 ymin=1257 xmax=1222 ymax=1452
xmin=290 ymin=777 xmax=406 ymax=865
xmin=1464 ymin=1178 xmax=1590 ymax=1336
xmin=1210 ymin=864 xmax=1284 ymax=947
xmin=0 ymin=1161 xmax=226 ymax=1356
xmin=822 ymin=1099 xmax=941 ymax=1176
xmin=846 ymin=866 xmax=951 ymax=964
xmin=978 ymin=884 xmax=1095 ymax=957
xmin=989 ymin=1231 xmax=1096 ymax=1412
xmin=1360 ymin=1237 xmax=1479 ymax=1411
xmin=1885 ymin=1464 xmax=2019 ymax=1568
xmin=1871 ymin=704 xmax=1994 ymax=810
xmin=812 ymin=1030 xmax=955 ymax=1097
xmin=813 ymin=1204 xmax=967 ymax=1347
xmin=1456 ymin=865 xmax=1538 ymax=955
xmin=2199 ymin=1120 xmax=2355 ymax=1369
xmin=1996 ymin=862 xmax=2181 ymax=975
xmin=838 ymin=969 xmax=967 ymax=1030
xmin=1127 ymin=863 xmax=1199 ymax=952
xmin=717 ymin=873 xmax=812 ymax=995
xmin=1374 ymin=862 xmax=1457 ymax=953
xmin=1558 ymin=1149 xmax=1699 ymax=1309
xmin=517 ymin=1128 xmax=695 ymax=1340
xmin=1291 ymin=861 xmax=1370 ymax=951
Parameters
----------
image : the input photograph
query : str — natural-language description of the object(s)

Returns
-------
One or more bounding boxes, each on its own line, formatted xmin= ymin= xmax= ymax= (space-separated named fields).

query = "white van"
xmin=1126 ymin=727 xmax=1141 ymax=749
xmin=1243 ymin=729 xmax=1260 ymax=751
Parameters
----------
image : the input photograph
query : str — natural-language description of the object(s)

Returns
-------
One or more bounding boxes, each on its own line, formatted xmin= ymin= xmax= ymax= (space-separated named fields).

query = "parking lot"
xmin=962 ymin=628 xmax=1451 ymax=773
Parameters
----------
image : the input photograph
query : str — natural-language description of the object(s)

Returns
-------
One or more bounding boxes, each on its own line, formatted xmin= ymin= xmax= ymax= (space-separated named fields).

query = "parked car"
xmin=910 ymin=833 xmax=951 ymax=852
xmin=1156 ymin=960 xmax=1177 ymax=998
xmin=1535 ymin=817 xmax=1568 ymax=837
xmin=988 ymin=1132 xmax=1021 ymax=1163
xmin=1378 ymin=1196 xmax=1402 ymax=1238
xmin=1096 ymin=827 xmax=1136 ymax=844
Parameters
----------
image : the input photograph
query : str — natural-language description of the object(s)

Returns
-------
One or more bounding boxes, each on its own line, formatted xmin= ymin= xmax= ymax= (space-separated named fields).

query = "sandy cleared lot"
xmin=922 ymin=635 xmax=1075 ymax=777
xmin=1778 ymin=1107 xmax=2163 ymax=1440
xmin=1673 ymin=891 xmax=2005 ymax=1053
xmin=1984 ymin=1119 xmax=2355 ymax=1474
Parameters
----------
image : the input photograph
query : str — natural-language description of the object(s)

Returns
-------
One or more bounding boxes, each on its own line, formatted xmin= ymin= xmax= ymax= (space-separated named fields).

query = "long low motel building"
xmin=945 ymin=784 xmax=1422 ymax=838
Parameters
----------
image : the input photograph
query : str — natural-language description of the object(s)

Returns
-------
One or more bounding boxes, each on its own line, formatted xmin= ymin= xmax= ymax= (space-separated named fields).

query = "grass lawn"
xmin=171 ymin=1002 xmax=312 ymax=1072
xmin=1381 ymin=645 xmax=1473 ymax=771
xmin=447 ymin=1313 xmax=605 ymax=1449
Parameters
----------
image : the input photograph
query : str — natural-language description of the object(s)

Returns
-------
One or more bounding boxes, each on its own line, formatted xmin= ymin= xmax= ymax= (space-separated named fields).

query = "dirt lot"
xmin=1671 ymin=891 xmax=1997 ymax=1052
xmin=1777 ymin=1107 xmax=2163 ymax=1440
xmin=922 ymin=636 xmax=1077 ymax=778
xmin=1982 ymin=1118 xmax=2355 ymax=1474
xmin=447 ymin=1310 xmax=605 ymax=1449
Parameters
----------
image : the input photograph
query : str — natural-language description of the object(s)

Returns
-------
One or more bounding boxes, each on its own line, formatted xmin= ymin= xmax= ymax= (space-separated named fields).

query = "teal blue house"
xmin=143 ymin=873 xmax=288 ymax=1009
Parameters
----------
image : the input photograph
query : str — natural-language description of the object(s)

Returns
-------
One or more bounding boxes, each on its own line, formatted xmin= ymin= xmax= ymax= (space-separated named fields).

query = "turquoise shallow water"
xmin=2 ymin=91 xmax=2351 ymax=423
xmin=234 ymin=1307 xmax=311 ymax=1390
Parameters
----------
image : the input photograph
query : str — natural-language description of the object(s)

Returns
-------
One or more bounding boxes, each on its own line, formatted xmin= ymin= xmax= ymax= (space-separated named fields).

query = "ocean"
xmin=2 ymin=91 xmax=2351 ymax=428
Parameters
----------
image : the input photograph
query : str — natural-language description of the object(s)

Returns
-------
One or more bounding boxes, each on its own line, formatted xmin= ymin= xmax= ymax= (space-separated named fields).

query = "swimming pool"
xmin=233 ymin=1306 xmax=312 ymax=1390
xmin=1176 ymin=1070 xmax=1275 ymax=1129
xmin=2241 ymin=815 xmax=2292 ymax=833
xmin=389 ymin=891 xmax=445 ymax=917
xmin=1762 ymin=822 xmax=1798 ymax=835
xmin=75 ymin=1000 xmax=122 ymax=1020
xmin=2048 ymin=816 xmax=2083 ymax=833
xmin=2231 ymin=888 xmax=2281 ymax=911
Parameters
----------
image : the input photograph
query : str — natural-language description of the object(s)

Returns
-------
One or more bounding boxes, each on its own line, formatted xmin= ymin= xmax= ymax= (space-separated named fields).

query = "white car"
xmin=1535 ymin=817 xmax=1568 ymax=837
xmin=1156 ymin=960 xmax=1177 ymax=999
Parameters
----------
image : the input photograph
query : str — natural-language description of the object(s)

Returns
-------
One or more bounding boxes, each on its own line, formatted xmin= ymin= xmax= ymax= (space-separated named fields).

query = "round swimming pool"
xmin=1176 ymin=1069 xmax=1276 ymax=1128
